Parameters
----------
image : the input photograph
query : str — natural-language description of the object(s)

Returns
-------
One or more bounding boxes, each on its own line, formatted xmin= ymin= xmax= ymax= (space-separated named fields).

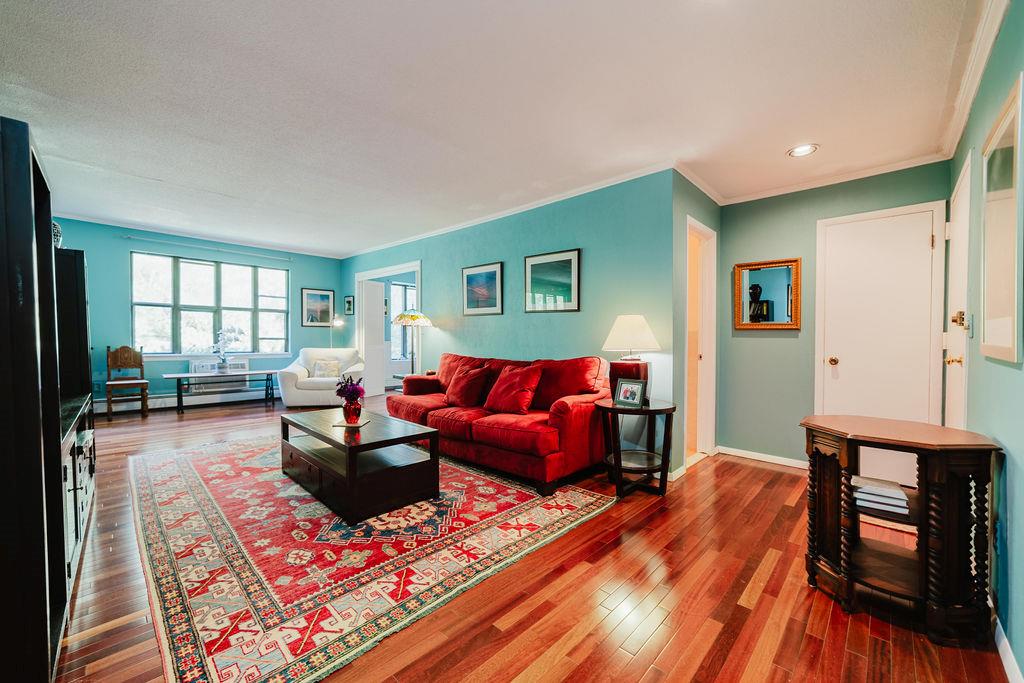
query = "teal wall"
xmin=58 ymin=218 xmax=344 ymax=397
xmin=338 ymin=171 xmax=677 ymax=373
xmin=950 ymin=0 xmax=1024 ymax=663
xmin=716 ymin=162 xmax=951 ymax=461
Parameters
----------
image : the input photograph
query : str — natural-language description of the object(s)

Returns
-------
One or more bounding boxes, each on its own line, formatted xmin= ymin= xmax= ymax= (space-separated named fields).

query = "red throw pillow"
xmin=484 ymin=365 xmax=543 ymax=414
xmin=445 ymin=366 xmax=491 ymax=407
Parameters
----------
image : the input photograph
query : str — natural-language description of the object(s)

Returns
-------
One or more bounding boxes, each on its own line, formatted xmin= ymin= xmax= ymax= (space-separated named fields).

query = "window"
xmin=131 ymin=252 xmax=289 ymax=355
xmin=390 ymin=282 xmax=417 ymax=360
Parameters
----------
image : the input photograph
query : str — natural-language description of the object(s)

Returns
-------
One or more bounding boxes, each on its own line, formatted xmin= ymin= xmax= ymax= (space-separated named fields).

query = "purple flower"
xmin=336 ymin=375 xmax=365 ymax=402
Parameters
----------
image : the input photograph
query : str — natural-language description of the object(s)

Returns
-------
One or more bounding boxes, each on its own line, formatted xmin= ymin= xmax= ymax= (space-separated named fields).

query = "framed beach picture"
xmin=301 ymin=288 xmax=334 ymax=327
xmin=525 ymin=248 xmax=580 ymax=312
xmin=343 ymin=295 xmax=354 ymax=316
xmin=462 ymin=262 xmax=503 ymax=315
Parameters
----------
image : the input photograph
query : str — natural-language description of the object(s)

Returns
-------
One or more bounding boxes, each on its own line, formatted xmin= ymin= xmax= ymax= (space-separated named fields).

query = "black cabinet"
xmin=1 ymin=116 xmax=96 ymax=680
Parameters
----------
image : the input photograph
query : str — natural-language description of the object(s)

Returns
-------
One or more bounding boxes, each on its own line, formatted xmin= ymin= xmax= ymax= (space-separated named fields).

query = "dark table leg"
xmin=176 ymin=378 xmax=184 ymax=414
xmin=659 ymin=413 xmax=673 ymax=495
xmin=429 ymin=433 xmax=440 ymax=499
xmin=602 ymin=410 xmax=614 ymax=483
xmin=609 ymin=411 xmax=624 ymax=498
xmin=265 ymin=373 xmax=273 ymax=406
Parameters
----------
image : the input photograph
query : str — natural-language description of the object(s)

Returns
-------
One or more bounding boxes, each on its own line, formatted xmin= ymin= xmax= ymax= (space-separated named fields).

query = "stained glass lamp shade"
xmin=394 ymin=310 xmax=433 ymax=373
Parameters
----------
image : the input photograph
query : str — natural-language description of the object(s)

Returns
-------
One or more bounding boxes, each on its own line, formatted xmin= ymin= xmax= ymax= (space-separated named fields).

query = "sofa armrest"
xmin=343 ymin=362 xmax=365 ymax=377
xmin=278 ymin=362 xmax=308 ymax=387
xmin=548 ymin=389 xmax=611 ymax=466
xmin=403 ymin=374 xmax=444 ymax=395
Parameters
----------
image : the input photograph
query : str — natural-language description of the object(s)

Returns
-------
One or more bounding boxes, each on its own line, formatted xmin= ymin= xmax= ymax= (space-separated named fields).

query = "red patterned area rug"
xmin=130 ymin=436 xmax=613 ymax=682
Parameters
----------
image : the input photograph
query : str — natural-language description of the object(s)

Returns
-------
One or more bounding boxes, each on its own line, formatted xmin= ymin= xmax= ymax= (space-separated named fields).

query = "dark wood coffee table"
xmin=280 ymin=408 xmax=439 ymax=525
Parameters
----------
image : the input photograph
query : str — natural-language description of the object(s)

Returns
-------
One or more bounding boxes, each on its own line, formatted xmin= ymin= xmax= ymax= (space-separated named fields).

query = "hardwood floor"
xmin=55 ymin=398 xmax=1006 ymax=682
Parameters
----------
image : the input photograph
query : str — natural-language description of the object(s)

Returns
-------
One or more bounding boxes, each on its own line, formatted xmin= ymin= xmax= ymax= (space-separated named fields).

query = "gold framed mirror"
xmin=980 ymin=74 xmax=1021 ymax=362
xmin=733 ymin=258 xmax=801 ymax=330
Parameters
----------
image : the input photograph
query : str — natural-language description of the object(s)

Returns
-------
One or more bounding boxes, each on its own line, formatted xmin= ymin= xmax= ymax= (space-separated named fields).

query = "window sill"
xmin=142 ymin=352 xmax=293 ymax=362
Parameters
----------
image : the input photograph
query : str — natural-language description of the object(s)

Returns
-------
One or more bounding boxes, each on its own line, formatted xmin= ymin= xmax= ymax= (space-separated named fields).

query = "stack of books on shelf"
xmin=852 ymin=475 xmax=909 ymax=516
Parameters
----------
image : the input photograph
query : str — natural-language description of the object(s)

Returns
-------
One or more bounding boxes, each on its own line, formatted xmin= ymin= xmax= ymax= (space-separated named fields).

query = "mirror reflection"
xmin=981 ymin=78 xmax=1019 ymax=362
xmin=733 ymin=258 xmax=801 ymax=329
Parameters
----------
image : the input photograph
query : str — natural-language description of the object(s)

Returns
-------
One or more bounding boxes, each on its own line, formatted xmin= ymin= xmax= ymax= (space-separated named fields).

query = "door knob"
xmin=827 ymin=356 xmax=839 ymax=366
xmin=945 ymin=356 xmax=964 ymax=366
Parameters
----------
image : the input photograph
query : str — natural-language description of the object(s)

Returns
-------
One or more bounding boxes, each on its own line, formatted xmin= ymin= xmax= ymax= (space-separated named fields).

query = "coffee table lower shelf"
xmin=282 ymin=434 xmax=439 ymax=525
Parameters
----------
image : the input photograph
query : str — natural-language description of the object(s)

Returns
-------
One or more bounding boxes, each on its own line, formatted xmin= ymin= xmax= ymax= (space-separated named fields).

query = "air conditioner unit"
xmin=187 ymin=358 xmax=249 ymax=393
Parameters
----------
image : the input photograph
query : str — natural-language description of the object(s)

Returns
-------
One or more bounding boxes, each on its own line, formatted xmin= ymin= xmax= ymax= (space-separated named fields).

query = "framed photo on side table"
xmin=613 ymin=379 xmax=646 ymax=408
xmin=301 ymin=288 xmax=334 ymax=327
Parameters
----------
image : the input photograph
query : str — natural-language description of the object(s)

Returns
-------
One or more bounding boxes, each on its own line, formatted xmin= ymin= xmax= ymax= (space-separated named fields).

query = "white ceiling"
xmin=0 ymin=0 xmax=985 ymax=258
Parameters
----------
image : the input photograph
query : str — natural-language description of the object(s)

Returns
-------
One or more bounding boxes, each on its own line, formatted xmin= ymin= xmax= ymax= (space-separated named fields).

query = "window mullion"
xmin=172 ymin=257 xmax=181 ymax=354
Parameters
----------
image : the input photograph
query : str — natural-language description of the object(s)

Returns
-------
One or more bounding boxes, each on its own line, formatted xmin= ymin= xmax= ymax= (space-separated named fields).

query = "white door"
xmin=358 ymin=280 xmax=386 ymax=397
xmin=945 ymin=161 xmax=971 ymax=428
xmin=685 ymin=219 xmax=717 ymax=464
xmin=816 ymin=202 xmax=945 ymax=486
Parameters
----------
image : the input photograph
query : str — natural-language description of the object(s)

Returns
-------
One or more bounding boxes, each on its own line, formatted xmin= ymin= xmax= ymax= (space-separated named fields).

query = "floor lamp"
xmin=393 ymin=309 xmax=433 ymax=374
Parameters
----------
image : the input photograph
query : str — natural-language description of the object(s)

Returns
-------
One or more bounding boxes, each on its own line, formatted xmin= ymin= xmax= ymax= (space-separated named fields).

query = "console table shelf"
xmin=801 ymin=415 xmax=998 ymax=644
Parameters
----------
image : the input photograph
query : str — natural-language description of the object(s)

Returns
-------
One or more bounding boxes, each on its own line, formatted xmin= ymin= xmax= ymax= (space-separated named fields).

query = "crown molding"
xmin=717 ymin=152 xmax=948 ymax=206
xmin=670 ymin=162 xmax=727 ymax=205
xmin=53 ymin=212 xmax=346 ymax=260
xmin=940 ymin=0 xmax=1011 ymax=156
xmin=339 ymin=160 xmax=677 ymax=259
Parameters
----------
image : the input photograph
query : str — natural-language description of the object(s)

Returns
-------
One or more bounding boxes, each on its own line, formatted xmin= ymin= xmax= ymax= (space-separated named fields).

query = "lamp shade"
xmin=601 ymin=314 xmax=660 ymax=353
xmin=394 ymin=309 xmax=433 ymax=327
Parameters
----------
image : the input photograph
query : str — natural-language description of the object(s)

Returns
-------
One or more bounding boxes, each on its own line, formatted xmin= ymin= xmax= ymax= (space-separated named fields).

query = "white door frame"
xmin=946 ymin=155 xmax=972 ymax=427
xmin=354 ymin=260 xmax=422 ymax=370
xmin=814 ymin=201 xmax=946 ymax=422
xmin=686 ymin=216 xmax=717 ymax=461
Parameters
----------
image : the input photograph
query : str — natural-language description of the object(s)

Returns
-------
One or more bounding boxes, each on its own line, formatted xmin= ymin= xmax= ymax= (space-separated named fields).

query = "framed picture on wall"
xmin=301 ymin=288 xmax=334 ymax=327
xmin=343 ymin=295 xmax=354 ymax=316
xmin=462 ymin=261 xmax=503 ymax=315
xmin=524 ymin=248 xmax=580 ymax=312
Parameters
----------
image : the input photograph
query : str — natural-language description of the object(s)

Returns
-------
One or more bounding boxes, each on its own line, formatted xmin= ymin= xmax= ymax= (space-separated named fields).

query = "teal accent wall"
xmin=716 ymin=161 xmax=951 ymax=462
xmin=338 ymin=171 xmax=677 ymax=368
xmin=58 ymin=218 xmax=344 ymax=397
xmin=950 ymin=0 xmax=1024 ymax=664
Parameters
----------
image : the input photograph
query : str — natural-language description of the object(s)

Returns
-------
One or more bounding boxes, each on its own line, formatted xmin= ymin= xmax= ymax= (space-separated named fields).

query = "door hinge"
xmin=931 ymin=233 xmax=936 ymax=249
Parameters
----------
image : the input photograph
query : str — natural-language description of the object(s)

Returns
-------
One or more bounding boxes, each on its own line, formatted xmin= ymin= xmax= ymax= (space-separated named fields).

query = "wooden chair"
xmin=106 ymin=345 xmax=149 ymax=420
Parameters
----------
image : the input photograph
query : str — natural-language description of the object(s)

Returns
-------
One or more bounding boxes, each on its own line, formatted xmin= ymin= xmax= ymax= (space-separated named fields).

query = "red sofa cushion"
xmin=471 ymin=411 xmax=559 ymax=457
xmin=436 ymin=353 xmax=487 ymax=390
xmin=386 ymin=392 xmax=447 ymax=425
xmin=445 ymin=366 xmax=491 ymax=407
xmin=483 ymin=365 xmax=543 ymax=414
xmin=427 ymin=406 xmax=492 ymax=440
xmin=530 ymin=356 xmax=607 ymax=409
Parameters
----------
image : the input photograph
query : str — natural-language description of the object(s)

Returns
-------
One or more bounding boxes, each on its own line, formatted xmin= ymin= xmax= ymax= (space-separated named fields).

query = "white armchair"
xmin=278 ymin=348 xmax=364 ymax=407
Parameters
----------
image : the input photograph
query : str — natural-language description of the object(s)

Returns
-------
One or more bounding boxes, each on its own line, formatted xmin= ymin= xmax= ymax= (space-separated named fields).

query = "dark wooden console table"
xmin=801 ymin=415 xmax=998 ymax=643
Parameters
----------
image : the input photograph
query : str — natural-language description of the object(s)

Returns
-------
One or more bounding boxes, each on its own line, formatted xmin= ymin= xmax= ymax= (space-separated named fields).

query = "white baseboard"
xmin=998 ymin=618 xmax=1024 ymax=683
xmin=715 ymin=445 xmax=808 ymax=470
xmin=95 ymin=389 xmax=281 ymax=413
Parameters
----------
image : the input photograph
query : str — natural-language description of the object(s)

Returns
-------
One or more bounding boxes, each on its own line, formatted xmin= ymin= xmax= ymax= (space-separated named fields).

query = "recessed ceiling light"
xmin=787 ymin=143 xmax=819 ymax=158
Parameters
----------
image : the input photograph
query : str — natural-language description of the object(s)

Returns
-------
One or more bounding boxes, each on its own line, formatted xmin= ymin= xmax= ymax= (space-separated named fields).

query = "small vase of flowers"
xmin=336 ymin=375 xmax=365 ymax=424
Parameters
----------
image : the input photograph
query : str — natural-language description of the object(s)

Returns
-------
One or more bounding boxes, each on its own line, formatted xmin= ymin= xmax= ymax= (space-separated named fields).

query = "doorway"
xmin=355 ymin=260 xmax=422 ymax=397
xmin=815 ymin=201 xmax=945 ymax=485
xmin=684 ymin=217 xmax=717 ymax=467
xmin=945 ymin=158 xmax=971 ymax=428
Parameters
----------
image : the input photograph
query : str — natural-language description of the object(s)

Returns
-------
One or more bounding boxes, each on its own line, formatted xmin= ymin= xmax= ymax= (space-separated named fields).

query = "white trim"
xmin=354 ymin=261 xmax=423 ymax=373
xmin=686 ymin=217 xmax=718 ymax=458
xmin=940 ymin=0 xmax=1012 ymax=156
xmin=998 ymin=618 xmax=1024 ymax=683
xmin=814 ymin=201 xmax=947 ymax=423
xmin=722 ymin=153 xmax=947 ymax=206
xmin=716 ymin=445 xmax=807 ymax=470
xmin=946 ymin=153 xmax=972 ymax=428
xmin=664 ymin=463 xmax=687 ymax=482
xmin=353 ymin=260 xmax=423 ymax=283
xmin=684 ymin=450 xmax=713 ymax=471
xmin=143 ymin=352 xmax=292 ymax=362
xmin=55 ymin=212 xmax=341 ymax=260
xmin=96 ymin=388 xmax=281 ymax=413
xmin=672 ymin=163 xmax=727 ymax=205
xmin=341 ymin=162 xmax=677 ymax=258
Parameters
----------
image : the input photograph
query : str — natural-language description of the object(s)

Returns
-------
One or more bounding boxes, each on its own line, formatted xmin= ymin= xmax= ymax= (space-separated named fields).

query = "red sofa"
xmin=387 ymin=353 xmax=610 ymax=494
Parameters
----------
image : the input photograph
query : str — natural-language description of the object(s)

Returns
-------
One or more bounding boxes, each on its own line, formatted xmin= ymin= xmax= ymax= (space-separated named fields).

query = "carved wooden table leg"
xmin=973 ymin=467 xmax=991 ymax=641
xmin=806 ymin=448 xmax=818 ymax=587
xmin=839 ymin=465 xmax=855 ymax=611
xmin=926 ymin=476 xmax=944 ymax=634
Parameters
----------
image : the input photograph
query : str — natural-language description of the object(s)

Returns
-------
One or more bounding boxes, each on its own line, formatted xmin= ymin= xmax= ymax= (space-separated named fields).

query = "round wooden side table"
xmin=595 ymin=398 xmax=676 ymax=498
